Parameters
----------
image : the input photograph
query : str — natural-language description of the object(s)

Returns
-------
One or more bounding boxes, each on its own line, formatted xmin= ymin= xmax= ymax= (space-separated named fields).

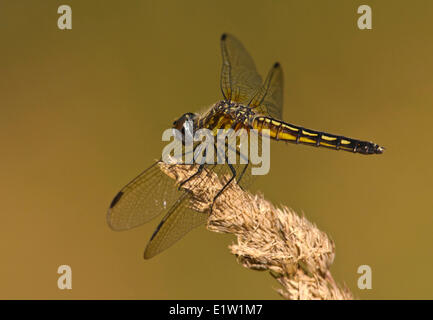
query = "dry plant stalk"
xmin=159 ymin=162 xmax=353 ymax=300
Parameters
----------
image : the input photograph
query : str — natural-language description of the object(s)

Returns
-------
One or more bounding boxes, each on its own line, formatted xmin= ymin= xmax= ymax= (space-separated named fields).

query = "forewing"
xmin=220 ymin=33 xmax=262 ymax=105
xmin=107 ymin=161 xmax=184 ymax=231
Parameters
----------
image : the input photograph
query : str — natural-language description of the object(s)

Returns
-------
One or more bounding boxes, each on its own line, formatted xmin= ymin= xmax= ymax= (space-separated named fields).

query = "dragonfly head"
xmin=173 ymin=112 xmax=198 ymax=137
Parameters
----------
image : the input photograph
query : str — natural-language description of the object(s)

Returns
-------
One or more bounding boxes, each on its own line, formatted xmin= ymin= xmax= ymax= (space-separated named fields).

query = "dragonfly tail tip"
xmin=376 ymin=145 xmax=385 ymax=154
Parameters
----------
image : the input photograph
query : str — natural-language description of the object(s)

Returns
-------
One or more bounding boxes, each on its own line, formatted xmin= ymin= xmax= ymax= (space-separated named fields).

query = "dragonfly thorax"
xmin=201 ymin=100 xmax=256 ymax=129
xmin=215 ymin=100 xmax=255 ymax=117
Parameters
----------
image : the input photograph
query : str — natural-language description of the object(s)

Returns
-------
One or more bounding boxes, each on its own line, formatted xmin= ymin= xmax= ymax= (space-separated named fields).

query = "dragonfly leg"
xmin=178 ymin=147 xmax=207 ymax=190
xmin=178 ymin=163 xmax=205 ymax=190
xmin=209 ymin=162 xmax=237 ymax=214
xmin=236 ymin=161 xmax=249 ymax=191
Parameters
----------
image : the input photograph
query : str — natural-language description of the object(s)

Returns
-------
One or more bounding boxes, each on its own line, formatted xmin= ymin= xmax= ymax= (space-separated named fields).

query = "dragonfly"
xmin=107 ymin=33 xmax=384 ymax=259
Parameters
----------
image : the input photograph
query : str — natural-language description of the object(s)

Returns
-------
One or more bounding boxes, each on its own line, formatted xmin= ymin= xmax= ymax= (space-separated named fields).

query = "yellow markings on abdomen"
xmin=278 ymin=131 xmax=297 ymax=141
xmin=302 ymin=130 xmax=318 ymax=137
xmin=281 ymin=124 xmax=299 ymax=132
xmin=318 ymin=142 xmax=335 ymax=148
xmin=253 ymin=117 xmax=299 ymax=141
xmin=299 ymin=137 xmax=316 ymax=144
xmin=252 ymin=116 xmax=361 ymax=153
xmin=321 ymin=135 xmax=337 ymax=141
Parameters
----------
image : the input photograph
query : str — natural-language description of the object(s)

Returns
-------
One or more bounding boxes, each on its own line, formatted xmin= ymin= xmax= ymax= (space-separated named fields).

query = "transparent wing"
xmin=142 ymin=159 xmax=254 ymax=259
xmin=249 ymin=62 xmax=284 ymax=119
xmin=143 ymin=192 xmax=208 ymax=259
xmin=107 ymin=160 xmax=184 ymax=231
xmin=220 ymin=33 xmax=262 ymax=105
xmin=143 ymin=162 xmax=219 ymax=259
xmin=108 ymin=140 xmax=260 ymax=258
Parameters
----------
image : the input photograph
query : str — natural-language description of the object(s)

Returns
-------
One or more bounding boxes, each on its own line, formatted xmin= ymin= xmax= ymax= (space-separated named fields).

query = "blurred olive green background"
xmin=1 ymin=0 xmax=432 ymax=299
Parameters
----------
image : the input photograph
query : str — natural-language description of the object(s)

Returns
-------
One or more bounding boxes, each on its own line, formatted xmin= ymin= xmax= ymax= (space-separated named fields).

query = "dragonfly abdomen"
xmin=252 ymin=116 xmax=384 ymax=155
